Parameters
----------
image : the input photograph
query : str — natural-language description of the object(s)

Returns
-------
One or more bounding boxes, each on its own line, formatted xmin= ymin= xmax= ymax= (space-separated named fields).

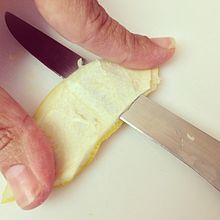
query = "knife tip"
xmin=5 ymin=11 xmax=13 ymax=25
xmin=5 ymin=11 xmax=12 ymax=19
xmin=5 ymin=11 xmax=20 ymax=24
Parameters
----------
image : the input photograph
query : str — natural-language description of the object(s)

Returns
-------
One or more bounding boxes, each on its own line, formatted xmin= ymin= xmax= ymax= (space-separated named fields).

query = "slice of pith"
xmin=1 ymin=60 xmax=160 ymax=203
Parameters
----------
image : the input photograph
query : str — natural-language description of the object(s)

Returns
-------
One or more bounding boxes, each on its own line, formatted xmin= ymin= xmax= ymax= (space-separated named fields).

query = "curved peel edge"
xmin=1 ymin=60 xmax=159 ymax=204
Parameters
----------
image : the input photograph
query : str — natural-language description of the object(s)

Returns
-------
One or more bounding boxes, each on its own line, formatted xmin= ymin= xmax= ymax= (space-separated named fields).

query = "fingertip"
xmin=4 ymin=164 xmax=52 ymax=210
xmin=150 ymin=37 xmax=176 ymax=49
xmin=120 ymin=36 xmax=176 ymax=70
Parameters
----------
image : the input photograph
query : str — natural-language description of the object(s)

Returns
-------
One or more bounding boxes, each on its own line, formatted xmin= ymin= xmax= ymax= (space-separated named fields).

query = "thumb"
xmin=35 ymin=0 xmax=175 ymax=69
xmin=0 ymin=88 xmax=55 ymax=209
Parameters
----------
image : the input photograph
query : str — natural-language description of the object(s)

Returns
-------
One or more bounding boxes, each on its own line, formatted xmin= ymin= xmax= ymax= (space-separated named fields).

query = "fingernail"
xmin=4 ymin=164 xmax=40 ymax=209
xmin=151 ymin=37 xmax=176 ymax=49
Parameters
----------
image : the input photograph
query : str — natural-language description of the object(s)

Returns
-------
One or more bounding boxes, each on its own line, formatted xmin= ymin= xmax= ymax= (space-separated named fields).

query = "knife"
xmin=5 ymin=12 xmax=220 ymax=191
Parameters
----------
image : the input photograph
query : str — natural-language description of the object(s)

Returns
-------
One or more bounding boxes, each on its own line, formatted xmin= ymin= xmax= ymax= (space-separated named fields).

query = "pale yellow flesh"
xmin=1 ymin=60 xmax=159 ymax=203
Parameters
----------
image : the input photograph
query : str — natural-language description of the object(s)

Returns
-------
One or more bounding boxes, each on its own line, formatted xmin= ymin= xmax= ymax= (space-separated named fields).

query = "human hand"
xmin=35 ymin=0 xmax=175 ymax=69
xmin=0 ymin=88 xmax=55 ymax=209
xmin=0 ymin=0 xmax=175 ymax=210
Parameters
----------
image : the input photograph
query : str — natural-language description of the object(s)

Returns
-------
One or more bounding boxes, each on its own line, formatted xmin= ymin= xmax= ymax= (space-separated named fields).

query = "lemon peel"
xmin=1 ymin=60 xmax=159 ymax=203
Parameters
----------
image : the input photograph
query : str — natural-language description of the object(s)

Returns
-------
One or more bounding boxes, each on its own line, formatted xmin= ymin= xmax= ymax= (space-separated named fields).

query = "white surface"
xmin=0 ymin=0 xmax=220 ymax=219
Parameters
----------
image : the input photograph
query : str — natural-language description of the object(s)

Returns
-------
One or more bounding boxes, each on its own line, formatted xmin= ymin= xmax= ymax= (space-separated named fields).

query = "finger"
xmin=35 ymin=0 xmax=175 ymax=69
xmin=0 ymin=88 xmax=55 ymax=210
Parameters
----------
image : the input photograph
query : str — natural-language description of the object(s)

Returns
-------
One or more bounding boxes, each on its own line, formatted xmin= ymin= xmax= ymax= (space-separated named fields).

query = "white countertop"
xmin=0 ymin=0 xmax=220 ymax=219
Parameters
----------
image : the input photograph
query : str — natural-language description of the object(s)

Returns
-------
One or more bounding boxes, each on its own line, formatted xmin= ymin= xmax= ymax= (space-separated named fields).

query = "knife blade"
xmin=5 ymin=12 xmax=220 ymax=191
xmin=5 ymin=12 xmax=85 ymax=78
xmin=121 ymin=95 xmax=220 ymax=191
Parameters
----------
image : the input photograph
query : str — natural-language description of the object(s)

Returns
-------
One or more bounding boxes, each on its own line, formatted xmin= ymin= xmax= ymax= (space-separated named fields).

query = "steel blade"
xmin=5 ymin=12 xmax=85 ymax=78
xmin=120 ymin=95 xmax=220 ymax=191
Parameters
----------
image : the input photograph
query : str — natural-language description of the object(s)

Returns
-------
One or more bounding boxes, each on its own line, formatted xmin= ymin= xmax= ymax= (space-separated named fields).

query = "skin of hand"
xmin=35 ymin=0 xmax=175 ymax=69
xmin=0 ymin=88 xmax=55 ymax=210
xmin=0 ymin=0 xmax=175 ymax=210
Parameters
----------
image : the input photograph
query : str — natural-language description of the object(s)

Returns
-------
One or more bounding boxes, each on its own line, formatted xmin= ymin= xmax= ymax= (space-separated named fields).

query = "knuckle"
xmin=76 ymin=1 xmax=110 ymax=44
xmin=0 ymin=126 xmax=24 ymax=170
xmin=0 ymin=127 xmax=14 ymax=150
xmin=0 ymin=90 xmax=28 ymax=169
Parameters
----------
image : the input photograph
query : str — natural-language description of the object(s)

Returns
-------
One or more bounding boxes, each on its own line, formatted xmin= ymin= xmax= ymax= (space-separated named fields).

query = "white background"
xmin=0 ymin=0 xmax=220 ymax=219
